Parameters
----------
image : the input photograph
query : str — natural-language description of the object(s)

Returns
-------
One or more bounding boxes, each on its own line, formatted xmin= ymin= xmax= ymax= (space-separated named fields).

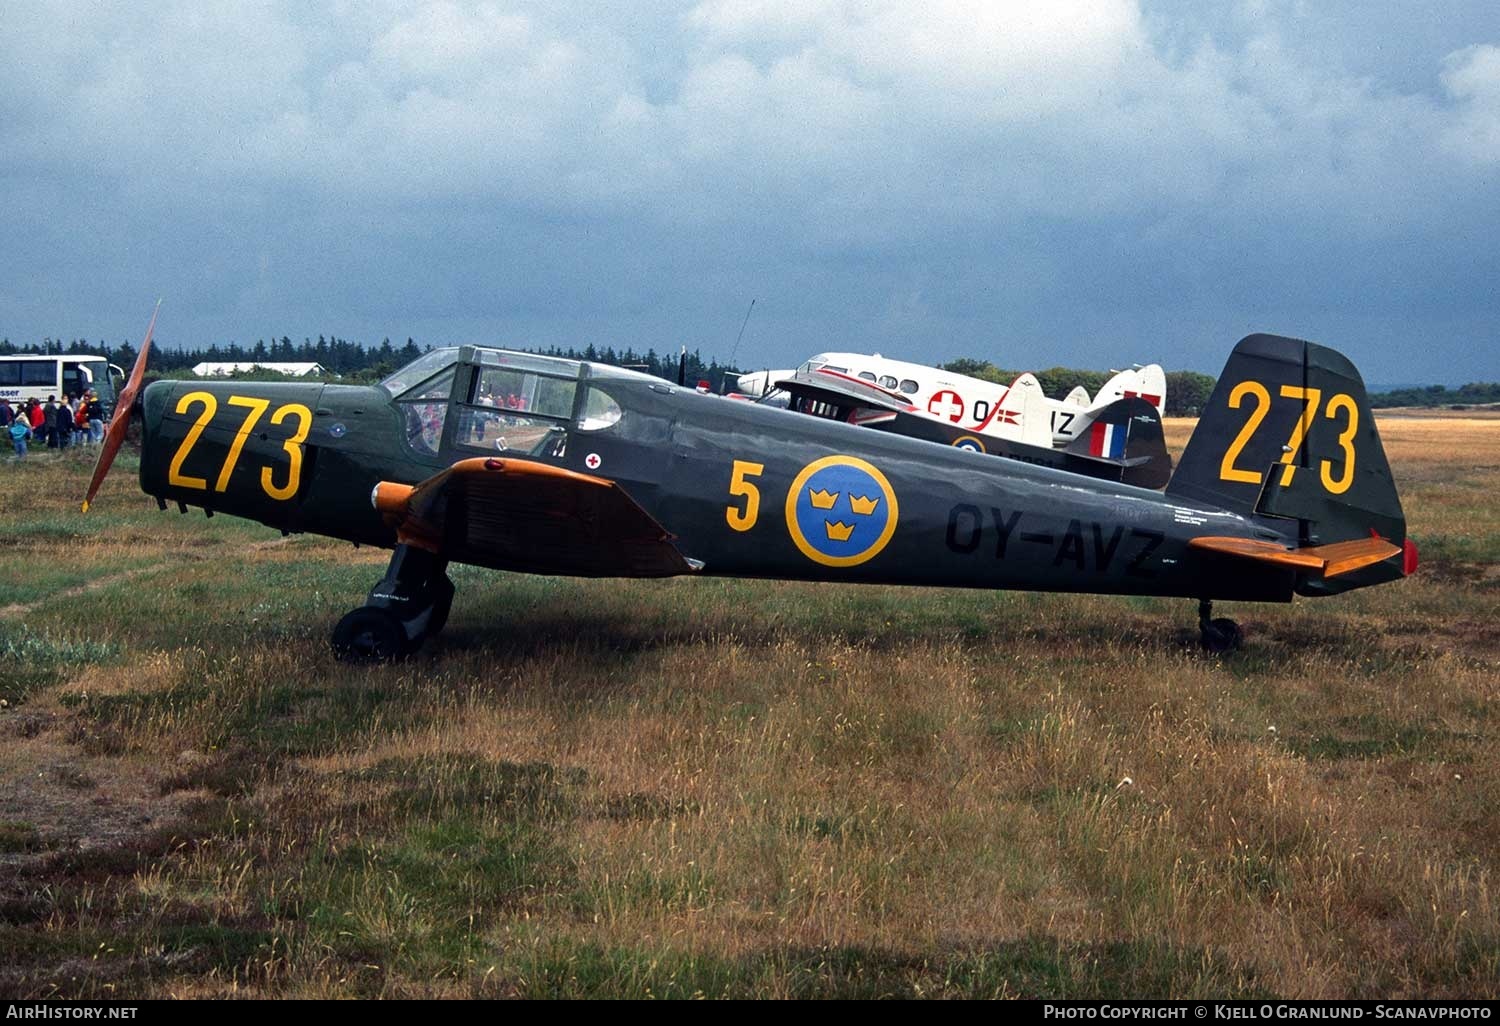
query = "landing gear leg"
xmin=1197 ymin=598 xmax=1242 ymax=654
xmin=332 ymin=544 xmax=454 ymax=662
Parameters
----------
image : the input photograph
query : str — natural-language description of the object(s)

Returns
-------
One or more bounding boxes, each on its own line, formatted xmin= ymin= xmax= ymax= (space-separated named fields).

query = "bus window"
xmin=62 ymin=362 xmax=89 ymax=398
xmin=21 ymin=363 xmax=56 ymax=387
xmin=0 ymin=364 xmax=18 ymax=387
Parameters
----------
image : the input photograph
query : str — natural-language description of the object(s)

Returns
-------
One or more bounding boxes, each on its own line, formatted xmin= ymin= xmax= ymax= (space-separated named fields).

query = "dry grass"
xmin=0 ymin=417 xmax=1497 ymax=998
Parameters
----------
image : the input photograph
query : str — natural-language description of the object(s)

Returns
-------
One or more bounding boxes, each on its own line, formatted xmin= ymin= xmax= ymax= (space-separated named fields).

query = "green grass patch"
xmin=503 ymin=937 xmax=1268 ymax=999
xmin=1286 ymin=715 xmax=1481 ymax=761
xmin=0 ymin=821 xmax=42 ymax=854
xmin=0 ymin=625 xmax=118 ymax=667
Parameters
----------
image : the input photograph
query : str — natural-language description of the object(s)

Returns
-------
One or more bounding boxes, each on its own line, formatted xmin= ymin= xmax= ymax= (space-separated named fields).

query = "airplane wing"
xmin=373 ymin=457 xmax=698 ymax=577
xmin=774 ymin=369 xmax=917 ymax=415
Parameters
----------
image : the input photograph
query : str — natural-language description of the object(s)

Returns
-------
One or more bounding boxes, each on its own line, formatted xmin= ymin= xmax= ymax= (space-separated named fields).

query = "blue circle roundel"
xmin=784 ymin=455 xmax=899 ymax=567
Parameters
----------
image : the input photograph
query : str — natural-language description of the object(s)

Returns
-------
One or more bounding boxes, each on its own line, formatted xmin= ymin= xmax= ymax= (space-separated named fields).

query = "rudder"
xmin=1167 ymin=334 xmax=1408 ymax=591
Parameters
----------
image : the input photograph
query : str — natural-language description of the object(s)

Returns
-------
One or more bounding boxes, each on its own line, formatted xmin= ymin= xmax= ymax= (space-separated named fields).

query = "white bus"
xmin=0 ymin=355 xmax=123 ymax=414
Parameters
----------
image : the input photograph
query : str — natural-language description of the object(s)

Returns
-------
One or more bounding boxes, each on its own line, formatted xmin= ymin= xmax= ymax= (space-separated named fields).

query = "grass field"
xmin=1 ymin=415 xmax=1497 ymax=999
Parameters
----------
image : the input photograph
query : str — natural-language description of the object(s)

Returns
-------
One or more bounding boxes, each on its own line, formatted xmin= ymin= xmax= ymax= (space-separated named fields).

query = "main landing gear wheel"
xmin=332 ymin=607 xmax=409 ymax=663
xmin=1197 ymin=598 xmax=1243 ymax=654
xmin=427 ymin=574 xmax=455 ymax=639
xmin=330 ymin=543 xmax=455 ymax=662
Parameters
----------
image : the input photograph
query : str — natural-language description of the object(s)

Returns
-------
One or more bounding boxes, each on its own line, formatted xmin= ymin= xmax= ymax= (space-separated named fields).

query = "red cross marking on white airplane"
xmin=928 ymin=390 xmax=965 ymax=423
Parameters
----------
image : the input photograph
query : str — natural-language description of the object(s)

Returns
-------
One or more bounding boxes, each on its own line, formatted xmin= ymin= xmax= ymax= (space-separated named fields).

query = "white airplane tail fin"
xmin=1092 ymin=365 xmax=1166 ymax=414
xmin=1063 ymin=385 xmax=1091 ymax=408
xmin=1003 ymin=374 xmax=1053 ymax=447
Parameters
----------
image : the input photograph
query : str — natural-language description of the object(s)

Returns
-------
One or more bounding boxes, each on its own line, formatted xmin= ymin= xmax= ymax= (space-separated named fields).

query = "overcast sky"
xmin=2 ymin=1 xmax=1498 ymax=382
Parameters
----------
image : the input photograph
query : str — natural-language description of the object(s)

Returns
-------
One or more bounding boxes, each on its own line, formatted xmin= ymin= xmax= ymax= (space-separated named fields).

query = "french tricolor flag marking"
xmin=1090 ymin=420 xmax=1126 ymax=459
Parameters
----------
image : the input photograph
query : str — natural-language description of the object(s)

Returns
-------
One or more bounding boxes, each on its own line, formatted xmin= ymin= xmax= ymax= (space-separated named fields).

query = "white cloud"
xmin=1441 ymin=44 xmax=1500 ymax=163
xmin=2 ymin=0 xmax=1498 ymax=377
xmin=2 ymin=0 xmax=1490 ymax=237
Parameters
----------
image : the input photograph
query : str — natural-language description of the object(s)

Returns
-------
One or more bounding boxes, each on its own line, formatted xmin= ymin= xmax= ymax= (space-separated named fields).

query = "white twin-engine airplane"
xmin=735 ymin=352 xmax=1168 ymax=451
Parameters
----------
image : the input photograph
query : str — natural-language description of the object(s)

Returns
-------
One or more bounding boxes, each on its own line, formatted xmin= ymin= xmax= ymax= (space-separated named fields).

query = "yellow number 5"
xmin=726 ymin=460 xmax=764 ymax=532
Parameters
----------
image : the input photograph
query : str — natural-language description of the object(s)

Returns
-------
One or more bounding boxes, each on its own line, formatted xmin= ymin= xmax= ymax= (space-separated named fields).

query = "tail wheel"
xmin=1200 ymin=617 xmax=1243 ymax=654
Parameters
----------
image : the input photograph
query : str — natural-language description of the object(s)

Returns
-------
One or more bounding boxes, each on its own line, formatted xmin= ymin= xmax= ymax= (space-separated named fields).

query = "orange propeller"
xmin=82 ymin=300 xmax=160 ymax=513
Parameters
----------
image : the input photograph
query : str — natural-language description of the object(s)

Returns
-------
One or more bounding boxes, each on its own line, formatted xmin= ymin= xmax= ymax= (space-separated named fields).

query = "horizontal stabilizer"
xmin=1188 ymin=535 xmax=1401 ymax=578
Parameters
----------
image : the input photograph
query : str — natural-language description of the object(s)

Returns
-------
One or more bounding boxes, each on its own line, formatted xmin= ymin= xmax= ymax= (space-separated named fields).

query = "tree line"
xmin=941 ymin=359 xmax=1218 ymax=416
xmin=7 ymin=332 xmax=1490 ymax=413
xmin=1363 ymin=382 xmax=1500 ymax=408
xmin=0 ymin=335 xmax=738 ymax=389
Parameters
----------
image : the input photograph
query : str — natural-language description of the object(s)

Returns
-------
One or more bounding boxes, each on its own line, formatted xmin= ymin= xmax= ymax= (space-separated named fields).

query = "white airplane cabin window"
xmin=899 ymin=379 xmax=918 ymax=394
xmin=879 ymin=375 xmax=898 ymax=390
xmin=858 ymin=371 xmax=877 ymax=382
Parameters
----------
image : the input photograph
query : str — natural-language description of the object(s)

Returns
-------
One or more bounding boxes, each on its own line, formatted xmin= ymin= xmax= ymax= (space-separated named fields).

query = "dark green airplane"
xmin=85 ymin=306 xmax=1417 ymax=661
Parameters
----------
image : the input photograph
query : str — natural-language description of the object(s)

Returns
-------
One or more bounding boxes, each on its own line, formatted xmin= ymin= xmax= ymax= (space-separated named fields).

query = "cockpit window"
xmin=380 ymin=347 xmax=460 ymax=395
xmin=401 ymin=367 xmax=455 ymax=401
xmin=456 ymin=366 xmax=577 ymax=456
xmin=578 ymin=385 xmax=623 ymax=431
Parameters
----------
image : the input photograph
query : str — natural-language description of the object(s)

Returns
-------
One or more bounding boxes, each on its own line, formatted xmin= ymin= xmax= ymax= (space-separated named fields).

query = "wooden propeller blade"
xmin=82 ymin=300 xmax=160 ymax=513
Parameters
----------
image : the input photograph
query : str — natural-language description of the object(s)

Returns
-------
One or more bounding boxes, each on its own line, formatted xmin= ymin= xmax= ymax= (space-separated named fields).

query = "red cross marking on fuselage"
xmin=928 ymin=390 xmax=965 ymax=423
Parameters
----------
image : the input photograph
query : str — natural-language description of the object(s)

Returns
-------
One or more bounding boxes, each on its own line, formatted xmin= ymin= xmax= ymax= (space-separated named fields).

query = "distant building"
xmin=191 ymin=362 xmax=329 ymax=378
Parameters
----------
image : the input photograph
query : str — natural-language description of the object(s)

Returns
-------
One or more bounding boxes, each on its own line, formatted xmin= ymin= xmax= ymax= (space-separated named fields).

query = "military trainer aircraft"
xmin=85 ymin=307 xmax=1416 ymax=661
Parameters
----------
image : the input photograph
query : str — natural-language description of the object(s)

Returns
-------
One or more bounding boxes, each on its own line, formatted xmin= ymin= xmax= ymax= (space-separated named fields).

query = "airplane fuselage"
xmin=137 ymin=359 xmax=1293 ymax=604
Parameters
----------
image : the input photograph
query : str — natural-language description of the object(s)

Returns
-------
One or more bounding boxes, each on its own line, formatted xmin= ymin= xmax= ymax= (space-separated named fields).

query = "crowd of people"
xmin=1 ymin=392 xmax=106 ymax=459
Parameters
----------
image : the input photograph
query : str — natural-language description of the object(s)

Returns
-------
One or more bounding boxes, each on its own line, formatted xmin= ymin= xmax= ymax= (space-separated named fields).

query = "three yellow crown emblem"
xmin=849 ymin=494 xmax=879 ymax=515
xmin=809 ymin=489 xmax=838 ymax=509
xmin=824 ymin=521 xmax=855 ymax=542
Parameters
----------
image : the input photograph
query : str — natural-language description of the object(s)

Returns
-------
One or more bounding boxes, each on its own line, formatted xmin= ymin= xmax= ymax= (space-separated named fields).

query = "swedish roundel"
xmin=784 ymin=455 xmax=899 ymax=567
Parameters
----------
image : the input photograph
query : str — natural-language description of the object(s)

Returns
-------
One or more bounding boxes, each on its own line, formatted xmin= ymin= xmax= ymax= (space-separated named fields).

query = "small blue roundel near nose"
xmin=784 ymin=455 xmax=899 ymax=567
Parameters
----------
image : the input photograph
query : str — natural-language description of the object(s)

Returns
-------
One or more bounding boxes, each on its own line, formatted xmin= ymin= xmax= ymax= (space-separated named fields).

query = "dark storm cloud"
xmin=1 ymin=1 xmax=1497 ymax=382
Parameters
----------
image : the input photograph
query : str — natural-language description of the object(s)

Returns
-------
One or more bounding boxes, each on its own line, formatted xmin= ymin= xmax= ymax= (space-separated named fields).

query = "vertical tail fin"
xmin=1167 ymin=334 xmax=1409 ymax=591
xmin=1092 ymin=364 xmax=1166 ymax=414
xmin=1061 ymin=396 xmax=1173 ymax=489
